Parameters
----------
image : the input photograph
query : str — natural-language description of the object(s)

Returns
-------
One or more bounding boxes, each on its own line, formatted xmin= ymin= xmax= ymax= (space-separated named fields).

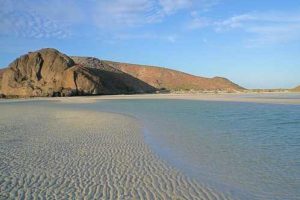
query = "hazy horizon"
xmin=0 ymin=0 xmax=299 ymax=89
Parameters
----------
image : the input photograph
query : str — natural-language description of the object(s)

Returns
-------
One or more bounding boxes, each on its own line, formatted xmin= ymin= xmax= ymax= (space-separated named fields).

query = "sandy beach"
xmin=1 ymin=0 xmax=298 ymax=198
xmin=1 ymin=92 xmax=300 ymax=105
xmin=1 ymin=93 xmax=299 ymax=199
xmin=0 ymin=103 xmax=232 ymax=199
xmin=57 ymin=92 xmax=300 ymax=105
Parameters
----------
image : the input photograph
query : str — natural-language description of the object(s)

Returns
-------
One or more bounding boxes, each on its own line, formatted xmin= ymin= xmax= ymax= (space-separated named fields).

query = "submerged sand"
xmin=0 ymin=104 xmax=232 ymax=199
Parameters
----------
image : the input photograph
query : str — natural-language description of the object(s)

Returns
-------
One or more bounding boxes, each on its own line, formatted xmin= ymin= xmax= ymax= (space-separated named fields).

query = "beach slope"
xmin=0 ymin=103 xmax=231 ymax=199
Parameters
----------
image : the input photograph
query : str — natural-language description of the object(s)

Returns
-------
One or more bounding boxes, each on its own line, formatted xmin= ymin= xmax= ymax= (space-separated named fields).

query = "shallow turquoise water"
xmin=77 ymin=99 xmax=300 ymax=200
xmin=2 ymin=99 xmax=299 ymax=199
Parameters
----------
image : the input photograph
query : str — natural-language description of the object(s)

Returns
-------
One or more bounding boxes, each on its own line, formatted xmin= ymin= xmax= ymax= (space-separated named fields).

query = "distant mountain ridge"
xmin=0 ymin=48 xmax=244 ymax=97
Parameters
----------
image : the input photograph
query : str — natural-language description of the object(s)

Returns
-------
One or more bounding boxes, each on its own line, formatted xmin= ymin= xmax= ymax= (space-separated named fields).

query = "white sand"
xmin=56 ymin=93 xmax=300 ymax=105
xmin=0 ymin=104 xmax=232 ymax=199
xmin=1 ymin=93 xmax=299 ymax=105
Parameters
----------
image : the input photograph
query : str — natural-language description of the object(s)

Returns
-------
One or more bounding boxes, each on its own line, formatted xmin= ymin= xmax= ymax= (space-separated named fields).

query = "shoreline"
xmin=1 ymin=93 xmax=299 ymax=199
xmin=0 ymin=103 xmax=233 ymax=199
xmin=2 ymin=92 xmax=298 ymax=105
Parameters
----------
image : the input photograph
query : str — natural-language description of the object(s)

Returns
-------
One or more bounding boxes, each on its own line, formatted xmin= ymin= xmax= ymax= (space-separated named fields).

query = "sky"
xmin=0 ymin=0 xmax=299 ymax=89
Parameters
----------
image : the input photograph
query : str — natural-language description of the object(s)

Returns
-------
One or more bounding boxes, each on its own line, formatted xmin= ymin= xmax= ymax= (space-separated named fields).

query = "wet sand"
xmin=58 ymin=93 xmax=300 ymax=105
xmin=0 ymin=104 xmax=232 ymax=199
xmin=1 ymin=93 xmax=299 ymax=105
xmin=1 ymin=93 xmax=299 ymax=199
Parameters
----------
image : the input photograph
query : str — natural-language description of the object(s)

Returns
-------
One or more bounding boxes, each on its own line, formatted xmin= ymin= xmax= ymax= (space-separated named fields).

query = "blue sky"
xmin=0 ymin=0 xmax=299 ymax=89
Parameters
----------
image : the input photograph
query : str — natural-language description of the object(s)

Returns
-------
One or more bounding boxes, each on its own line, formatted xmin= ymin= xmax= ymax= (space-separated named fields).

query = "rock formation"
xmin=105 ymin=61 xmax=244 ymax=92
xmin=0 ymin=68 xmax=5 ymax=91
xmin=70 ymin=56 xmax=156 ymax=94
xmin=1 ymin=48 xmax=155 ymax=97
xmin=1 ymin=48 xmax=245 ymax=97
xmin=2 ymin=48 xmax=92 ymax=97
xmin=291 ymin=85 xmax=300 ymax=92
xmin=0 ymin=68 xmax=5 ymax=97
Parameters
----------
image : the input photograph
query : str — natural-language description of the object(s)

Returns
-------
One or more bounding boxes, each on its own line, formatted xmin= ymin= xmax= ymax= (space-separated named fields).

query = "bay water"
xmin=79 ymin=99 xmax=300 ymax=200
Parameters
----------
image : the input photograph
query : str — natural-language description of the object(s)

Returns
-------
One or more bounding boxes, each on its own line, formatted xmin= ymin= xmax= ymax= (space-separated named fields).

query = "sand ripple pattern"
xmin=0 ymin=105 xmax=232 ymax=200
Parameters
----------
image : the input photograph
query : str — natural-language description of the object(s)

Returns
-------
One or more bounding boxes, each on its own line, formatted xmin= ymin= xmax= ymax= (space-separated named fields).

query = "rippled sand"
xmin=0 ymin=104 xmax=232 ymax=199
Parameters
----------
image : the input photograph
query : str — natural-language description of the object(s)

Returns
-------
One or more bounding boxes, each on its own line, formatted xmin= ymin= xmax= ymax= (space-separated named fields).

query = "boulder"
xmin=1 ymin=48 xmax=156 ymax=97
xmin=1 ymin=48 xmax=104 ymax=97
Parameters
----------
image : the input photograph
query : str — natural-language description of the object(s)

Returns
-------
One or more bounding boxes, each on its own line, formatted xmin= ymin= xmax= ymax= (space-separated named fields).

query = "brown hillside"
xmin=1 ymin=48 xmax=244 ymax=97
xmin=0 ymin=68 xmax=6 ymax=91
xmin=105 ymin=61 xmax=244 ymax=92
xmin=291 ymin=85 xmax=300 ymax=92
xmin=71 ymin=57 xmax=156 ymax=93
xmin=0 ymin=68 xmax=5 ymax=77
xmin=1 ymin=49 xmax=155 ymax=97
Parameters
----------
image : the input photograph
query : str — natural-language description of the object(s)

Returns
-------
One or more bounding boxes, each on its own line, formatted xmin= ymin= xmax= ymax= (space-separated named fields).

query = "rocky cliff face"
xmin=0 ymin=68 xmax=5 ymax=92
xmin=71 ymin=57 xmax=156 ymax=94
xmin=2 ymin=48 xmax=96 ymax=97
xmin=291 ymin=86 xmax=300 ymax=92
xmin=1 ymin=48 xmax=245 ymax=97
xmin=1 ymin=48 xmax=155 ymax=97
xmin=105 ymin=61 xmax=244 ymax=92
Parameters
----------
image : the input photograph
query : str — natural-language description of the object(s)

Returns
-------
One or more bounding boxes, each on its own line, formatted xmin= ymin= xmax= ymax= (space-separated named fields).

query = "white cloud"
xmin=215 ymin=11 xmax=300 ymax=31
xmin=189 ymin=10 xmax=300 ymax=46
xmin=0 ymin=0 xmax=82 ymax=39
xmin=93 ymin=0 xmax=162 ymax=28
xmin=188 ymin=11 xmax=211 ymax=29
xmin=216 ymin=11 xmax=300 ymax=46
xmin=93 ymin=0 xmax=219 ymax=29
xmin=112 ymin=32 xmax=178 ymax=43
xmin=214 ymin=14 xmax=254 ymax=30
xmin=159 ymin=0 xmax=192 ymax=14
xmin=246 ymin=24 xmax=300 ymax=47
xmin=158 ymin=0 xmax=219 ymax=14
xmin=0 ymin=0 xmax=84 ymax=23
xmin=0 ymin=11 xmax=70 ymax=39
xmin=0 ymin=0 xmax=219 ymax=39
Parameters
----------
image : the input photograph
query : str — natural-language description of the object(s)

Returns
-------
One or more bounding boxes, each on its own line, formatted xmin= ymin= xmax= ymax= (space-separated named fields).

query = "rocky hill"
xmin=105 ymin=61 xmax=244 ymax=92
xmin=0 ymin=68 xmax=4 ymax=76
xmin=1 ymin=48 xmax=155 ymax=97
xmin=0 ymin=68 xmax=5 ymax=91
xmin=1 ymin=48 xmax=245 ymax=97
xmin=291 ymin=85 xmax=300 ymax=92
xmin=70 ymin=56 xmax=156 ymax=93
